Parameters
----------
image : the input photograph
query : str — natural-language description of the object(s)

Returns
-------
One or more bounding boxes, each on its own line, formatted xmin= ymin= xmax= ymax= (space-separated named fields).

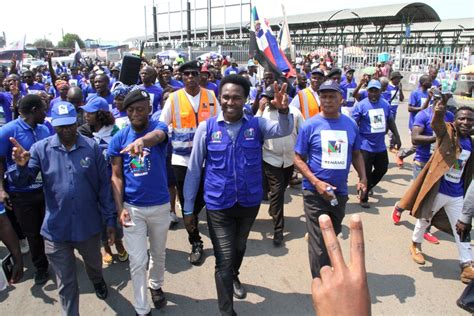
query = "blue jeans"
xmin=206 ymin=203 xmax=260 ymax=316
xmin=412 ymin=161 xmax=426 ymax=180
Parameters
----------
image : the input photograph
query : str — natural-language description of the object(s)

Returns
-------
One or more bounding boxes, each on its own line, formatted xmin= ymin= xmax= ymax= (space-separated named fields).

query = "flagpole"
xmin=281 ymin=2 xmax=294 ymax=62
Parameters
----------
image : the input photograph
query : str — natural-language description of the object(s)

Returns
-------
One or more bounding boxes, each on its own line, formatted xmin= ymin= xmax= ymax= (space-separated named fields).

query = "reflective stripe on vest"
xmin=298 ymin=88 xmax=319 ymax=119
xmin=170 ymin=88 xmax=217 ymax=156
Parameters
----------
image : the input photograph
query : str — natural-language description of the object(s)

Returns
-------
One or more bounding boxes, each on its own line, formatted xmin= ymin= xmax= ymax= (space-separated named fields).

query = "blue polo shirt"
xmin=413 ymin=107 xmax=455 ymax=163
xmin=409 ymin=88 xmax=431 ymax=130
xmin=439 ymin=137 xmax=471 ymax=197
xmin=0 ymin=118 xmax=51 ymax=192
xmin=206 ymin=82 xmax=219 ymax=98
xmin=27 ymin=82 xmax=46 ymax=94
xmin=108 ymin=120 xmax=170 ymax=207
xmin=0 ymin=92 xmax=13 ymax=125
xmin=352 ymin=97 xmax=392 ymax=153
xmin=295 ymin=114 xmax=360 ymax=195
xmin=7 ymin=134 xmax=116 ymax=242
xmin=139 ymin=84 xmax=163 ymax=113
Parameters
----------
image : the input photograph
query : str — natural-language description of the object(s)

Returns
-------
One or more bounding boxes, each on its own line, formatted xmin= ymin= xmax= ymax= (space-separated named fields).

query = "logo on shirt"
xmin=453 ymin=158 xmax=466 ymax=171
xmin=211 ymin=131 xmax=222 ymax=143
xmin=128 ymin=148 xmax=151 ymax=177
xmin=328 ymin=140 xmax=345 ymax=155
xmin=244 ymin=128 xmax=255 ymax=140
xmin=80 ymin=157 xmax=92 ymax=168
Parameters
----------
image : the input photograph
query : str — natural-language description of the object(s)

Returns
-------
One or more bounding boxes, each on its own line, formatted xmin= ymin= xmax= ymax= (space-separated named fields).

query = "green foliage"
xmin=33 ymin=38 xmax=54 ymax=48
xmin=57 ymin=33 xmax=85 ymax=49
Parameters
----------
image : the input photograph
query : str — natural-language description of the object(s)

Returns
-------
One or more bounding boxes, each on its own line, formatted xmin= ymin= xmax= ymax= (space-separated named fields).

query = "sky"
xmin=1 ymin=0 xmax=473 ymax=46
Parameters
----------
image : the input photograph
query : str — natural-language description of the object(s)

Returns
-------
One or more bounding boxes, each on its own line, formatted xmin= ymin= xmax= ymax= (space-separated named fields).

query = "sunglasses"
xmin=183 ymin=71 xmax=199 ymax=77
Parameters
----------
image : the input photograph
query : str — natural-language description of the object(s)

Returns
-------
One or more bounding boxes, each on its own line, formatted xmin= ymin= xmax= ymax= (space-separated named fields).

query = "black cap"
xmin=123 ymin=89 xmax=150 ymax=110
xmin=161 ymin=64 xmax=173 ymax=72
xmin=261 ymin=85 xmax=274 ymax=99
xmin=311 ymin=68 xmax=325 ymax=76
xmin=318 ymin=80 xmax=342 ymax=94
xmin=327 ymin=68 xmax=342 ymax=78
xmin=179 ymin=60 xmax=200 ymax=73
xmin=390 ymin=71 xmax=403 ymax=79
xmin=345 ymin=68 xmax=355 ymax=73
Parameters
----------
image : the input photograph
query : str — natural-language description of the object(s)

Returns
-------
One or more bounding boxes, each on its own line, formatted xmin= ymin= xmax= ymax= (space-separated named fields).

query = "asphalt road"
xmin=0 ymin=97 xmax=471 ymax=315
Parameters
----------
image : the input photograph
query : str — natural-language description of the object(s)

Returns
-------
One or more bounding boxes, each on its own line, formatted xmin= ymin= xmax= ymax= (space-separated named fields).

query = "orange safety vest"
xmin=170 ymin=88 xmax=217 ymax=129
xmin=170 ymin=88 xmax=217 ymax=156
xmin=298 ymin=88 xmax=320 ymax=119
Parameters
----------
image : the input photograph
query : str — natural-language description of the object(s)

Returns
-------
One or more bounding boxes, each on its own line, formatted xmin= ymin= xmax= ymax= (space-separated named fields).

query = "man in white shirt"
xmin=159 ymin=60 xmax=221 ymax=265
xmin=256 ymin=85 xmax=304 ymax=245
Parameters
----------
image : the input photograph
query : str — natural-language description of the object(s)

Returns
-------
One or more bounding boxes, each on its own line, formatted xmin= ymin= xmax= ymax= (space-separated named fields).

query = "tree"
xmin=57 ymin=33 xmax=85 ymax=49
xmin=33 ymin=38 xmax=54 ymax=48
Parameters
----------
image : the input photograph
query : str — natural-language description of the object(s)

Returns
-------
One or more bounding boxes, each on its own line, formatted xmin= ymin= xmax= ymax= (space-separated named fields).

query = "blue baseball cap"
xmin=367 ymin=80 xmax=382 ymax=90
xmin=51 ymin=102 xmax=77 ymax=127
xmin=80 ymin=96 xmax=110 ymax=113
xmin=318 ymin=80 xmax=342 ymax=94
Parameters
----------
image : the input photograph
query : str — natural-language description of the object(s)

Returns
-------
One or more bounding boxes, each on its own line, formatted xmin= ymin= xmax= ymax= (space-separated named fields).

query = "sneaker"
xmin=20 ymin=238 xmax=30 ymax=255
xmin=461 ymin=264 xmax=474 ymax=284
xmin=150 ymin=287 xmax=167 ymax=309
xmin=34 ymin=270 xmax=49 ymax=285
xmin=409 ymin=244 xmax=425 ymax=265
xmin=392 ymin=205 xmax=402 ymax=224
xmin=423 ymin=232 xmax=440 ymax=244
xmin=189 ymin=242 xmax=204 ymax=265
xmin=169 ymin=212 xmax=179 ymax=228
xmin=273 ymin=232 xmax=284 ymax=247
xmin=102 ymin=252 xmax=113 ymax=266
xmin=395 ymin=155 xmax=404 ymax=168
xmin=360 ymin=201 xmax=370 ymax=209
xmin=93 ymin=279 xmax=108 ymax=300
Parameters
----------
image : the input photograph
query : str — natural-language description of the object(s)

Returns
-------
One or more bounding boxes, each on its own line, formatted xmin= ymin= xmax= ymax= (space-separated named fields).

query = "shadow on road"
xmin=419 ymin=254 xmax=461 ymax=282
xmin=368 ymin=272 xmax=416 ymax=304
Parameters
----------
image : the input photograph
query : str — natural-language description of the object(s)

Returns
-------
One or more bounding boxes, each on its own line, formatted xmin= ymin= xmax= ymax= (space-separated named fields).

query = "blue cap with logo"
xmin=318 ymin=80 xmax=342 ymax=94
xmin=367 ymin=79 xmax=382 ymax=90
xmin=80 ymin=96 xmax=110 ymax=113
xmin=51 ymin=102 xmax=77 ymax=127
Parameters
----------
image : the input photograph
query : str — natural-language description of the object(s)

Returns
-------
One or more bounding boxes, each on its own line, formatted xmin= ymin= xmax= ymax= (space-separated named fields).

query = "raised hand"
xmin=312 ymin=214 xmax=371 ymax=316
xmin=120 ymin=138 xmax=145 ymax=157
xmin=270 ymin=81 xmax=289 ymax=111
xmin=10 ymin=137 xmax=30 ymax=167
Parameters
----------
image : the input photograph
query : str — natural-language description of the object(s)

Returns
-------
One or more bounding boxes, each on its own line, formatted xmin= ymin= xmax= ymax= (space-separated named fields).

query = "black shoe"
xmin=150 ymin=287 xmax=167 ymax=309
xmin=34 ymin=270 xmax=49 ymax=285
xmin=135 ymin=312 xmax=152 ymax=316
xmin=273 ymin=232 xmax=284 ymax=247
xmin=233 ymin=277 xmax=247 ymax=299
xmin=93 ymin=279 xmax=108 ymax=300
xmin=189 ymin=242 xmax=204 ymax=265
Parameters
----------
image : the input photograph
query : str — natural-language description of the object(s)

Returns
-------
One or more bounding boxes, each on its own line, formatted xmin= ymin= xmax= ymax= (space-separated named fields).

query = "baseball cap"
xmin=80 ymin=96 xmax=110 ymax=113
xmin=311 ymin=68 xmax=325 ymax=76
xmin=261 ymin=85 xmax=275 ymax=99
xmin=367 ymin=80 xmax=382 ymax=90
xmin=51 ymin=102 xmax=77 ymax=127
xmin=247 ymin=59 xmax=256 ymax=67
xmin=327 ymin=68 xmax=342 ymax=78
xmin=123 ymin=89 xmax=150 ymax=110
xmin=179 ymin=60 xmax=200 ymax=73
xmin=318 ymin=80 xmax=342 ymax=93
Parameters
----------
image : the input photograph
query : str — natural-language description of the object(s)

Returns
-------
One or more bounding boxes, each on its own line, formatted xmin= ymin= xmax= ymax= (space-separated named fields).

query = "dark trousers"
xmin=44 ymin=233 xmax=103 ymax=316
xmin=303 ymin=190 xmax=348 ymax=278
xmin=173 ymin=165 xmax=206 ymax=245
xmin=9 ymin=190 xmax=48 ymax=272
xmin=263 ymin=162 xmax=293 ymax=234
xmin=361 ymin=150 xmax=389 ymax=202
xmin=207 ymin=203 xmax=260 ymax=316
xmin=5 ymin=204 xmax=25 ymax=240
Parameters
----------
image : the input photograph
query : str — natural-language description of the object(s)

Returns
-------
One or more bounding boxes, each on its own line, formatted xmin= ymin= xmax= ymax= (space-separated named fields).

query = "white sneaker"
xmin=169 ymin=212 xmax=179 ymax=227
xmin=20 ymin=238 xmax=30 ymax=254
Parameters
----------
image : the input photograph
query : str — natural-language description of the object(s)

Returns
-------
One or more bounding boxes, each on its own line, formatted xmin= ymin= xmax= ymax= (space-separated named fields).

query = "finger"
xmin=281 ymin=82 xmax=288 ymax=94
xmin=349 ymin=214 xmax=366 ymax=273
xmin=9 ymin=137 xmax=22 ymax=149
xmin=119 ymin=145 xmax=130 ymax=154
xmin=318 ymin=214 xmax=345 ymax=271
xmin=273 ymin=81 xmax=279 ymax=94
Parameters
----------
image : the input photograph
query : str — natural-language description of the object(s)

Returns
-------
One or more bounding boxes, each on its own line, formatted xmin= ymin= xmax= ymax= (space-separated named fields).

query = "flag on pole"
xmin=249 ymin=6 xmax=295 ymax=78
xmin=74 ymin=41 xmax=83 ymax=65
xmin=278 ymin=4 xmax=291 ymax=52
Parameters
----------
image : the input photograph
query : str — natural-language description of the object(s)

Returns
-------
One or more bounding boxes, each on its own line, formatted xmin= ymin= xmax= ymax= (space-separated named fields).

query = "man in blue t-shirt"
xmin=396 ymin=75 xmax=432 ymax=167
xmin=139 ymin=65 xmax=163 ymax=114
xmin=0 ymin=95 xmax=51 ymax=285
xmin=339 ymin=68 xmax=357 ymax=117
xmin=109 ymin=89 xmax=170 ymax=315
xmin=386 ymin=72 xmax=405 ymax=152
xmin=352 ymin=80 xmax=401 ymax=208
xmin=294 ymin=80 xmax=367 ymax=278
xmin=22 ymin=70 xmax=46 ymax=94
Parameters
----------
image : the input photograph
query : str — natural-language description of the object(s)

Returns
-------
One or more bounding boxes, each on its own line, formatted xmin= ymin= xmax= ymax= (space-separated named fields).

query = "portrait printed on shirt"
xmin=149 ymin=93 xmax=155 ymax=110
xmin=368 ymin=108 xmax=386 ymax=133
xmin=346 ymin=88 xmax=355 ymax=102
xmin=321 ymin=130 xmax=348 ymax=170
xmin=444 ymin=149 xmax=471 ymax=183
xmin=128 ymin=148 xmax=151 ymax=177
